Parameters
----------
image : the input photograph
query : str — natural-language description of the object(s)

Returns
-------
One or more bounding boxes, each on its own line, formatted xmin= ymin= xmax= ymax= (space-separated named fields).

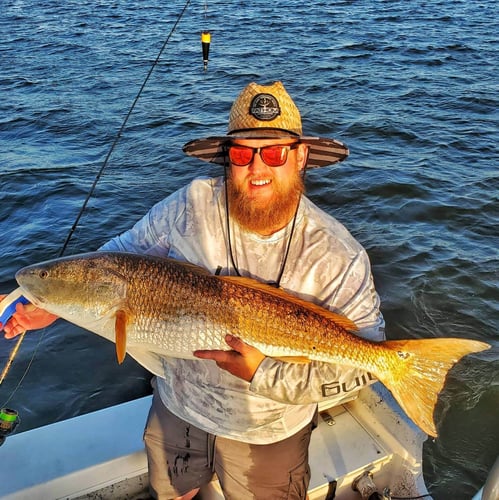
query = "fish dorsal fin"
xmin=173 ymin=258 xmax=214 ymax=276
xmin=219 ymin=275 xmax=358 ymax=332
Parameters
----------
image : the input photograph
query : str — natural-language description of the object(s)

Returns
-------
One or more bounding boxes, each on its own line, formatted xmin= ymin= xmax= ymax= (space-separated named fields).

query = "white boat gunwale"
xmin=1 ymin=382 xmax=431 ymax=500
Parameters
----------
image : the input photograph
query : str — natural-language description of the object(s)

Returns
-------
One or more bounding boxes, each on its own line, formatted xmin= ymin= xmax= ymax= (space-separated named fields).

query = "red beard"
xmin=227 ymin=172 xmax=304 ymax=234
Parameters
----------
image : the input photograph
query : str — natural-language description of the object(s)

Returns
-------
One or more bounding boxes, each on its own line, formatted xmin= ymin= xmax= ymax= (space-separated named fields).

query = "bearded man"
xmin=2 ymin=81 xmax=385 ymax=499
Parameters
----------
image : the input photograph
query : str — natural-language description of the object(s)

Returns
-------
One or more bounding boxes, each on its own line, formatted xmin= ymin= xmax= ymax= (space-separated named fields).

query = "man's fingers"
xmin=3 ymin=320 xmax=26 ymax=339
xmin=224 ymin=334 xmax=249 ymax=353
xmin=193 ymin=349 xmax=232 ymax=362
xmin=193 ymin=335 xmax=265 ymax=382
xmin=194 ymin=335 xmax=245 ymax=360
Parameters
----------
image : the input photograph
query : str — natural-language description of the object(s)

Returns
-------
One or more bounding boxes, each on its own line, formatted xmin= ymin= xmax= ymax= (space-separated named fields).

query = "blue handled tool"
xmin=0 ymin=289 xmax=31 ymax=385
xmin=0 ymin=289 xmax=30 ymax=326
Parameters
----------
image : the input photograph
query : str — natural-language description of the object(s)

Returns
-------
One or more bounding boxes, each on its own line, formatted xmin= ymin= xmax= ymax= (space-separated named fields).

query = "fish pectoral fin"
xmin=115 ymin=309 xmax=127 ymax=364
xmin=272 ymin=355 xmax=311 ymax=364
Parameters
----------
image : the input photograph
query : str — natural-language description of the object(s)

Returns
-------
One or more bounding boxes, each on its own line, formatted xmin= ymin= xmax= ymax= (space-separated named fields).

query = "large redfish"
xmin=15 ymin=251 xmax=489 ymax=437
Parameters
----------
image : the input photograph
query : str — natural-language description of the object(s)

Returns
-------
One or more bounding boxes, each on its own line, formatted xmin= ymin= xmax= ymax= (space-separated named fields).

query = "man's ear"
xmin=297 ymin=144 xmax=309 ymax=171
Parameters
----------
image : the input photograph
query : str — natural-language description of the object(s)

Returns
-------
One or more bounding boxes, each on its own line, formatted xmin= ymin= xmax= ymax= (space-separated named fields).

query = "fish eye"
xmin=39 ymin=270 xmax=49 ymax=279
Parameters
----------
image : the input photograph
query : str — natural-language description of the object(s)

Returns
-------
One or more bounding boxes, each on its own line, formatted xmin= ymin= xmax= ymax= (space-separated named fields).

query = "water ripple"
xmin=0 ymin=1 xmax=497 ymax=498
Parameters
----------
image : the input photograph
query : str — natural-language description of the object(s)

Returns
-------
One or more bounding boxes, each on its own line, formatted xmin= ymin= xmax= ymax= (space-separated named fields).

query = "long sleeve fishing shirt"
xmin=101 ymin=176 xmax=385 ymax=444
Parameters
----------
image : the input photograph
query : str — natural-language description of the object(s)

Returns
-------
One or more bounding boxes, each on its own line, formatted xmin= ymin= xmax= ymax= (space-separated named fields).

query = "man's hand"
xmin=0 ymin=295 xmax=58 ymax=339
xmin=194 ymin=334 xmax=265 ymax=382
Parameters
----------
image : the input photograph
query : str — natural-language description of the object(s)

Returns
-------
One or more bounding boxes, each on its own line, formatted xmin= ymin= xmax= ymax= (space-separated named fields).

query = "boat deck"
xmin=1 ymin=384 xmax=429 ymax=500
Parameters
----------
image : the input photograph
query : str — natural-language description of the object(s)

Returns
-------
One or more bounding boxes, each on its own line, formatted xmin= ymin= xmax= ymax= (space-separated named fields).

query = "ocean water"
xmin=0 ymin=0 xmax=497 ymax=498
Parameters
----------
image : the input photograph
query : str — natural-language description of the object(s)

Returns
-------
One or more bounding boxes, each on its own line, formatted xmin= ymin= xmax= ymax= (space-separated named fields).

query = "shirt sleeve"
xmin=250 ymin=358 xmax=378 ymax=405
xmin=99 ymin=187 xmax=187 ymax=256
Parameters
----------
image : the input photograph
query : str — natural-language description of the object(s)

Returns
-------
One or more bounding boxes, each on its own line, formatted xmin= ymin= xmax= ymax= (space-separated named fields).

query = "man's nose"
xmin=248 ymin=150 xmax=269 ymax=171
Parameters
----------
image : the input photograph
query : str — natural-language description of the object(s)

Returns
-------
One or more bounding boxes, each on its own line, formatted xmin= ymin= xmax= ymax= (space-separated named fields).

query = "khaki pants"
xmin=144 ymin=389 xmax=315 ymax=499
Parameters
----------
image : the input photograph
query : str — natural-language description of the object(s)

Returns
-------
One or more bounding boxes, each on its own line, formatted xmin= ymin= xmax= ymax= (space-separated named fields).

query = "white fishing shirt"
xmin=101 ymin=176 xmax=385 ymax=444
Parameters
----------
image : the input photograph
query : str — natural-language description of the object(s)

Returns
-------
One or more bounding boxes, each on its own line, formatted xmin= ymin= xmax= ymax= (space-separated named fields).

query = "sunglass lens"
xmin=229 ymin=146 xmax=253 ymax=166
xmin=261 ymin=146 xmax=287 ymax=166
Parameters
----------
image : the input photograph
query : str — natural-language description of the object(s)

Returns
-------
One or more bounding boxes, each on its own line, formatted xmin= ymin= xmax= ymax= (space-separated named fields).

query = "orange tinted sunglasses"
xmin=228 ymin=143 xmax=299 ymax=167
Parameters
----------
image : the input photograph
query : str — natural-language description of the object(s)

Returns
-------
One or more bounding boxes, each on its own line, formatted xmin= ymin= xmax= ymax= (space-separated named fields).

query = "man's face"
xmin=227 ymin=138 xmax=308 ymax=235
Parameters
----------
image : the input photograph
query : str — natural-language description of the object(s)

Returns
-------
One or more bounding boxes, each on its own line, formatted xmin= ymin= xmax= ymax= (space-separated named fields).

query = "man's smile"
xmin=250 ymin=179 xmax=272 ymax=187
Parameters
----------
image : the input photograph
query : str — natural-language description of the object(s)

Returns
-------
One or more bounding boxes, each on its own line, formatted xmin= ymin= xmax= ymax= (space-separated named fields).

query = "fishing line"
xmin=1 ymin=334 xmax=35 ymax=408
xmin=1 ymin=0 xmax=193 ymax=407
xmin=59 ymin=0 xmax=193 ymax=257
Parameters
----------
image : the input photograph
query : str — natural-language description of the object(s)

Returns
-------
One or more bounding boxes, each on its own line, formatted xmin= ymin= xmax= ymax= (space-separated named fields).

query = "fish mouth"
xmin=15 ymin=267 xmax=47 ymax=307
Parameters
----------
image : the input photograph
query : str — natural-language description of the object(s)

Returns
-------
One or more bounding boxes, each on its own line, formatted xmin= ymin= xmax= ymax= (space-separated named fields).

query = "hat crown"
xmin=227 ymin=81 xmax=302 ymax=136
xmin=182 ymin=81 xmax=349 ymax=168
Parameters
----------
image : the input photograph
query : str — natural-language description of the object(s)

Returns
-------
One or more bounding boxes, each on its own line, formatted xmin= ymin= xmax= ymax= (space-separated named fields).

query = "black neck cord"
xmin=223 ymin=161 xmax=307 ymax=288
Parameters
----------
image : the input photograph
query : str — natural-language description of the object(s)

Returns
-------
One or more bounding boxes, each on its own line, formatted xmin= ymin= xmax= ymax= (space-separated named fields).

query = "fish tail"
xmin=379 ymin=338 xmax=489 ymax=437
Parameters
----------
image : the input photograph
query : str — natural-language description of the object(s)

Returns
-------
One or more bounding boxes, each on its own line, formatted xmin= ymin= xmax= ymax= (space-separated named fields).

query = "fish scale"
xmin=15 ymin=251 xmax=490 ymax=437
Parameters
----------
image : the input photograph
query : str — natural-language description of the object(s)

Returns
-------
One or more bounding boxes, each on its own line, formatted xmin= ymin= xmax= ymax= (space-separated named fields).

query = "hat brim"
xmin=182 ymin=136 xmax=349 ymax=169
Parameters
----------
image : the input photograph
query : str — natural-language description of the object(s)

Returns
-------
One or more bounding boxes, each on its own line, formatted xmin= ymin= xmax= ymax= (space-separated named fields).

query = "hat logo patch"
xmin=250 ymin=93 xmax=281 ymax=121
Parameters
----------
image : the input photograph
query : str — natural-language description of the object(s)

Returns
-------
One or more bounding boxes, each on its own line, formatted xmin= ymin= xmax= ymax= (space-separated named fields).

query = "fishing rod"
xmin=0 ymin=0 xmax=212 ymax=441
xmin=59 ymin=0 xmax=195 ymax=258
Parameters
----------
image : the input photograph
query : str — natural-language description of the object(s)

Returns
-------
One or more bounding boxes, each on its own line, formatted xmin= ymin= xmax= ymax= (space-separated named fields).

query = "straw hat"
xmin=182 ymin=81 xmax=349 ymax=168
